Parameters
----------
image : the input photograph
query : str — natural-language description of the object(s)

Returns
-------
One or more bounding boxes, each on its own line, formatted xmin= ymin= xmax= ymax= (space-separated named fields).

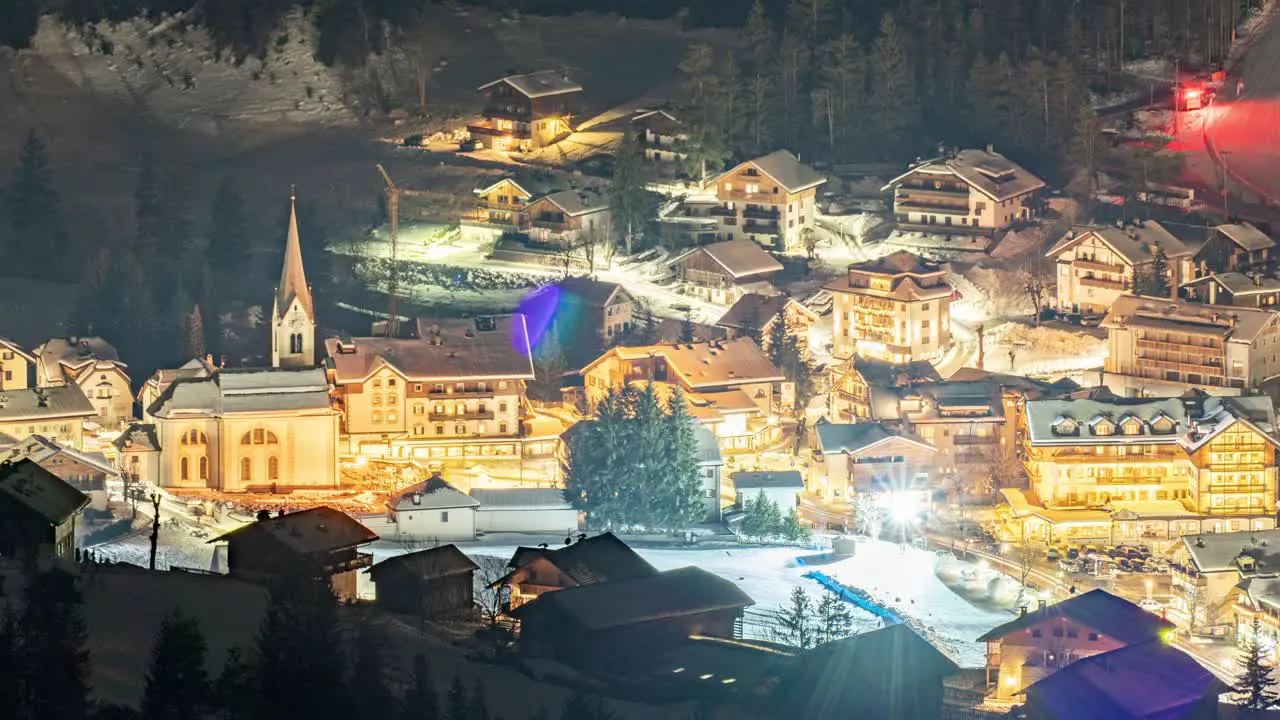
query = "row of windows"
xmin=368 ymin=414 xmax=510 ymax=434
xmin=181 ymin=456 xmax=280 ymax=483
xmin=370 ymin=378 xmax=512 ymax=393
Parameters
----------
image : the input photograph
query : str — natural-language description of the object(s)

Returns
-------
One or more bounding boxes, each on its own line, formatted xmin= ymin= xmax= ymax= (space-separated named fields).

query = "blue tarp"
xmin=796 ymin=555 xmax=904 ymax=625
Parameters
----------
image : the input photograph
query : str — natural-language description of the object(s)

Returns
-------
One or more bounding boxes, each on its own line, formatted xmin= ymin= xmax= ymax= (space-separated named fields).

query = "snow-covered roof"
xmin=389 ymin=475 xmax=479 ymax=512
xmin=976 ymin=589 xmax=1170 ymax=644
xmin=1182 ymin=271 xmax=1280 ymax=296
xmin=5 ymin=434 xmax=119 ymax=477
xmin=470 ymin=487 xmax=572 ymax=510
xmin=478 ymin=70 xmax=582 ymax=99
xmin=113 ymin=423 xmax=161 ymax=453
xmin=0 ymin=458 xmax=90 ymax=525
xmin=1215 ymin=222 xmax=1275 ymax=252
xmin=1046 ymin=221 xmax=1202 ymax=265
xmin=213 ymin=506 xmax=377 ymax=555
xmin=326 ymin=315 xmax=536 ymax=384
xmin=1101 ymin=294 xmax=1279 ymax=344
xmin=149 ymin=367 xmax=333 ymax=418
xmin=884 ymin=148 xmax=1045 ymax=202
xmin=731 ymin=470 xmax=804 ymax=490
xmin=0 ymin=385 xmax=97 ymax=422
xmin=368 ymin=544 xmax=478 ymax=581
xmin=722 ymin=150 xmax=826 ymax=194
xmin=584 ymin=337 xmax=784 ymax=389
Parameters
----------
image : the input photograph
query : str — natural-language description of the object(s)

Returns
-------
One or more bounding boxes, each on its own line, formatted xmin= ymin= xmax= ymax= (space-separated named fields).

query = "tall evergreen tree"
xmin=7 ymin=129 xmax=69 ymax=279
xmin=1236 ymin=617 xmax=1279 ymax=710
xmin=135 ymin=150 xmax=165 ymax=264
xmin=813 ymin=34 xmax=864 ymax=160
xmin=868 ymin=13 xmax=918 ymax=157
xmin=400 ymin=654 xmax=438 ymax=720
xmin=142 ymin=610 xmax=210 ymax=720
xmin=608 ymin=130 xmax=653 ymax=256
xmin=254 ymin=572 xmax=351 ymax=720
xmin=815 ymin=589 xmax=854 ymax=645
xmin=16 ymin=563 xmax=92 ymax=720
xmin=738 ymin=0 xmax=776 ymax=156
xmin=212 ymin=647 xmax=253 ymax=720
xmin=775 ymin=585 xmax=817 ymax=650
xmin=679 ymin=310 xmax=695 ymax=343
xmin=348 ymin=620 xmax=394 ymax=720
xmin=676 ymin=43 xmax=728 ymax=179
xmin=766 ymin=313 xmax=814 ymax=412
xmin=660 ymin=386 xmax=707 ymax=529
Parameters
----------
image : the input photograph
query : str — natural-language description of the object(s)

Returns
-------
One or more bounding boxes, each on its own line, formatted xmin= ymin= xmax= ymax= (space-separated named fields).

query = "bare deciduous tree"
xmin=1018 ymin=253 xmax=1054 ymax=326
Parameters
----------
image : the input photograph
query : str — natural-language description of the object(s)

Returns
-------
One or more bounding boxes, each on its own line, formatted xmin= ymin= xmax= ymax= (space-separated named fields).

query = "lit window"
xmin=388 ymin=412 xmax=398 ymax=423
xmin=373 ymin=378 xmax=382 ymax=388
xmin=746 ymin=183 xmax=759 ymax=194
xmin=372 ymin=412 xmax=382 ymax=424
xmin=455 ymin=424 xmax=465 ymax=434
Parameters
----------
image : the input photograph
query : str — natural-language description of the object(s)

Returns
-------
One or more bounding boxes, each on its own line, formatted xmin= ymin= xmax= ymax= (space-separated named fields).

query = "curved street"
xmin=1202 ymin=3 xmax=1280 ymax=208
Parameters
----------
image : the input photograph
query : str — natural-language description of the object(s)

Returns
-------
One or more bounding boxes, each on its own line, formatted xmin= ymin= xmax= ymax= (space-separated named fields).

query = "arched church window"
xmin=199 ymin=456 xmax=208 ymax=480
xmin=180 ymin=457 xmax=189 ymax=481
xmin=240 ymin=458 xmax=251 ymax=482
xmin=241 ymin=429 xmax=279 ymax=445
xmin=268 ymin=457 xmax=279 ymax=481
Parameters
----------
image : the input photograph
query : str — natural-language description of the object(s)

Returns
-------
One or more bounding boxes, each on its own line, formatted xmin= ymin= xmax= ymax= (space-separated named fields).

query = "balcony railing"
xmin=467 ymin=121 xmax=531 ymax=139
xmin=428 ymin=410 xmax=496 ymax=421
xmin=1074 ymin=258 xmax=1127 ymax=273
xmin=742 ymin=206 xmax=781 ymax=220
xmin=954 ymin=435 xmax=998 ymax=446
xmin=429 ymin=388 xmax=499 ymax=399
xmin=1206 ymin=484 xmax=1269 ymax=494
xmin=1078 ymin=276 xmax=1127 ymax=290
xmin=897 ymin=183 xmax=969 ymax=198
xmin=743 ymin=220 xmax=780 ymax=234
xmin=326 ymin=552 xmax=373 ymax=574
xmin=710 ymin=205 xmax=736 ymax=217
xmin=1136 ymin=337 xmax=1224 ymax=353
xmin=531 ymin=219 xmax=568 ymax=230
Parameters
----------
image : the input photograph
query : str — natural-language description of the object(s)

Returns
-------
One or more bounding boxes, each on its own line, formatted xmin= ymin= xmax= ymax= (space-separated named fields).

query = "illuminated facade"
xmin=1168 ymin=529 xmax=1280 ymax=635
xmin=826 ymin=251 xmax=952 ymax=363
xmin=1046 ymin=221 xmax=1198 ymax=315
xmin=34 ymin=336 xmax=132 ymax=430
xmin=1101 ymin=294 xmax=1280 ymax=396
xmin=271 ymin=193 xmax=316 ymax=369
xmin=881 ymin=148 xmax=1045 ymax=237
xmin=999 ymin=393 xmax=1278 ymax=548
xmin=0 ymin=339 xmax=33 ymax=390
xmin=466 ymin=70 xmax=581 ymax=152
xmin=460 ymin=177 xmax=536 ymax=242
xmin=325 ymin=316 xmax=536 ymax=467
xmin=705 ymin=150 xmax=825 ymax=252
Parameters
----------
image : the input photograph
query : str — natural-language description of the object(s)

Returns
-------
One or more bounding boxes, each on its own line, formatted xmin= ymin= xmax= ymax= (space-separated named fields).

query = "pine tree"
xmin=868 ymin=13 xmax=918 ymax=157
xmin=208 ymin=175 xmax=250 ymax=276
xmin=813 ymin=34 xmax=864 ymax=160
xmin=1146 ymin=246 xmax=1172 ymax=298
xmin=7 ymin=129 xmax=69 ymax=279
xmin=142 ymin=610 xmax=210 ymax=720
xmin=776 ymin=31 xmax=810 ymax=152
xmin=17 ymin=562 xmax=91 ymax=720
xmin=187 ymin=304 xmax=206 ymax=360
xmin=661 ymin=386 xmax=707 ymax=529
xmin=775 ymin=585 xmax=817 ymax=650
xmin=135 ymin=149 xmax=165 ymax=264
xmin=766 ymin=312 xmax=814 ymax=412
xmin=1069 ymin=104 xmax=1103 ymax=191
xmin=739 ymin=0 xmax=776 ymax=156
xmin=679 ymin=310 xmax=695 ymax=343
xmin=401 ymin=654 xmax=438 ymax=720
xmin=780 ymin=508 xmax=811 ymax=544
xmin=212 ymin=647 xmax=253 ymax=720
xmin=444 ymin=674 xmax=468 ymax=720
xmin=1235 ymin=617 xmax=1279 ymax=710
xmin=815 ymin=589 xmax=854 ymax=645
xmin=676 ymin=43 xmax=728 ymax=179
xmin=254 ymin=572 xmax=351 ymax=720
xmin=608 ymin=131 xmax=652 ymax=256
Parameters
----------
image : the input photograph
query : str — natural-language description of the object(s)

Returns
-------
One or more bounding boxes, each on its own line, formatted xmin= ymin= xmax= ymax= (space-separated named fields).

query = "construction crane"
xmin=375 ymin=164 xmax=403 ymax=337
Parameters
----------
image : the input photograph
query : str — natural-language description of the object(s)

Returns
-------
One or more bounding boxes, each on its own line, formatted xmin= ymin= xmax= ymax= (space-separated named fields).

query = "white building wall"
xmin=392 ymin=506 xmax=477 ymax=542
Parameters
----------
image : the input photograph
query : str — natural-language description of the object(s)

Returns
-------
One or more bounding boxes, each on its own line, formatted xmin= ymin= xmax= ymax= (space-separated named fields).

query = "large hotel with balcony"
xmin=996 ymin=392 xmax=1279 ymax=550
xmin=704 ymin=150 xmax=826 ymax=252
xmin=466 ymin=71 xmax=581 ymax=152
xmin=825 ymin=251 xmax=953 ymax=363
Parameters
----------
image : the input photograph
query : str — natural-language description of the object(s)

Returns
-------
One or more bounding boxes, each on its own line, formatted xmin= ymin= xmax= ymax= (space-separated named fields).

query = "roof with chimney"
xmin=976 ymin=589 xmax=1171 ymax=644
xmin=508 ymin=532 xmax=657 ymax=587
xmin=478 ymin=70 xmax=582 ymax=98
xmin=211 ymin=506 xmax=377 ymax=555
xmin=35 ymin=336 xmax=126 ymax=385
xmin=719 ymin=150 xmax=826 ymax=194
xmin=0 ymin=458 xmax=90 ymax=526
xmin=813 ymin=421 xmax=935 ymax=457
xmin=581 ymin=337 xmax=784 ymax=389
xmin=389 ymin=475 xmax=479 ymax=512
xmin=673 ymin=240 xmax=784 ymax=280
xmin=1173 ymin=528 xmax=1280 ymax=574
xmin=1047 ymin=220 xmax=1202 ymax=265
xmin=884 ymin=148 xmax=1045 ymax=202
xmin=824 ymin=252 xmax=954 ymax=302
xmin=1181 ymin=271 xmax=1280 ymax=296
xmin=1215 ymin=222 xmax=1276 ymax=252
xmin=5 ymin=434 xmax=118 ymax=478
xmin=368 ymin=544 xmax=478 ymax=581
xmin=276 ymin=193 xmax=313 ymax=320
xmin=0 ymin=386 xmax=96 ymax=422
xmin=326 ymin=315 xmax=536 ymax=383
xmin=1101 ymin=294 xmax=1279 ymax=344
xmin=717 ymin=293 xmax=818 ymax=334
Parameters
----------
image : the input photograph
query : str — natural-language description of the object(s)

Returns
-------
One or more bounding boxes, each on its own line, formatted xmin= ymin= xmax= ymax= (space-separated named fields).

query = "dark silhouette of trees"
xmin=141 ymin=611 xmax=210 ymax=720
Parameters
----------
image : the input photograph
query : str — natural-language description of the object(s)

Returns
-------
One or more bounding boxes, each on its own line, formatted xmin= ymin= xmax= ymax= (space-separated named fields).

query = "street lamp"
xmin=1145 ymin=578 xmax=1154 ymax=600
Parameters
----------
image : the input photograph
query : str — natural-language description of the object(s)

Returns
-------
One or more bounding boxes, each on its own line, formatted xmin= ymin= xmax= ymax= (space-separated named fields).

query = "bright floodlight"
xmin=882 ymin=491 xmax=919 ymax=524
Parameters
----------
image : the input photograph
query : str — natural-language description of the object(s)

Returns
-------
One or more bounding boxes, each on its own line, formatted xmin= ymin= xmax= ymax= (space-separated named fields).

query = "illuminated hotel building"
xmin=825 ymin=251 xmax=952 ymax=363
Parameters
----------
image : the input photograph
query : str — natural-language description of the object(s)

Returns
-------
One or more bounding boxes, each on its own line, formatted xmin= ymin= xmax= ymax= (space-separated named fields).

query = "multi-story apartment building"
xmin=0 ymin=386 xmax=96 ymax=450
xmin=812 ymin=421 xmax=937 ymax=507
xmin=579 ymin=338 xmax=792 ymax=453
xmin=826 ymin=251 xmax=953 ymax=363
xmin=1101 ymin=294 xmax=1280 ymax=396
xmin=34 ymin=336 xmax=133 ymax=429
xmin=882 ymin=148 xmax=1045 ymax=237
xmin=631 ymin=109 xmax=685 ymax=165
xmin=826 ymin=356 xmax=941 ymax=422
xmin=467 ymin=71 xmax=581 ymax=152
xmin=1046 ymin=221 xmax=1200 ymax=315
xmin=705 ymin=150 xmax=826 ymax=251
xmin=672 ymin=239 xmax=784 ymax=305
xmin=1182 ymin=272 xmax=1280 ymax=308
xmin=325 ymin=316 xmax=536 ymax=464
xmin=1193 ymin=222 xmax=1276 ymax=276
xmin=1000 ymin=393 xmax=1278 ymax=548
xmin=522 ymin=188 xmax=610 ymax=248
xmin=0 ymin=339 xmax=33 ymax=390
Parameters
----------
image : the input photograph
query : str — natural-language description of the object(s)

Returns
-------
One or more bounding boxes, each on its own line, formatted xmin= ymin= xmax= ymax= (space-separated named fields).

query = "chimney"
xmin=411 ymin=493 xmax=422 ymax=505
xmin=986 ymin=143 xmax=994 ymax=154
xmin=68 ymin=335 xmax=79 ymax=346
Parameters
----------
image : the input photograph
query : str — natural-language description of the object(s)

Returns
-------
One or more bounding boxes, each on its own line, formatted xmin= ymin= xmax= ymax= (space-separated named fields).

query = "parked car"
xmin=1066 ymin=546 xmax=1081 ymax=560
xmin=1137 ymin=598 xmax=1164 ymax=614
xmin=1083 ymin=544 xmax=1100 ymax=557
xmin=1059 ymin=559 xmax=1081 ymax=573
xmin=1046 ymin=548 xmax=1061 ymax=561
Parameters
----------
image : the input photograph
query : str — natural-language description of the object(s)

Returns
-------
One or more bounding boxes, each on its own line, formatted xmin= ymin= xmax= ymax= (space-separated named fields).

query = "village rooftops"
xmin=368 ymin=544 xmax=478 ymax=581
xmin=113 ymin=423 xmax=160 ymax=453
xmin=849 ymin=356 xmax=942 ymax=387
xmin=1024 ymin=396 xmax=1185 ymax=446
xmin=389 ymin=475 xmax=479 ymax=512
xmin=478 ymin=70 xmax=582 ymax=99
xmin=824 ymin=251 xmax=953 ymax=302
xmin=1216 ymin=222 xmax=1276 ymax=252
xmin=148 ymin=367 xmax=333 ymax=418
xmin=38 ymin=336 xmax=121 ymax=367
xmin=685 ymin=239 xmax=785 ymax=280
xmin=509 ymin=565 xmax=753 ymax=630
xmin=1182 ymin=271 xmax=1280 ymax=296
xmin=976 ymin=589 xmax=1172 ymax=644
xmin=0 ymin=338 xmax=34 ymax=363
xmin=1023 ymin=642 xmax=1222 ymax=720
xmin=1173 ymin=528 xmax=1280 ymax=574
xmin=1046 ymin=220 xmax=1203 ymax=264
xmin=900 ymin=380 xmax=1004 ymax=423
xmin=0 ymin=386 xmax=96 ymax=422
xmin=326 ymin=315 xmax=536 ymax=384
xmin=0 ymin=458 xmax=90 ymax=526
xmin=1101 ymin=294 xmax=1278 ymax=343
xmin=5 ymin=434 xmax=117 ymax=477
xmin=732 ymin=470 xmax=804 ymax=490
xmin=884 ymin=148 xmax=1046 ymax=202
xmin=813 ymin=421 xmax=932 ymax=456
xmin=509 ymin=531 xmax=657 ymax=586
xmin=717 ymin=294 xmax=817 ymax=334
xmin=631 ymin=109 xmax=681 ymax=135
xmin=469 ymin=487 xmax=571 ymax=510
xmin=212 ymin=506 xmax=378 ymax=556
xmin=584 ymin=337 xmax=785 ymax=389
xmin=720 ymin=149 xmax=826 ymax=194
xmin=555 ymin=276 xmax=626 ymax=307
xmin=538 ymin=187 xmax=609 ymax=216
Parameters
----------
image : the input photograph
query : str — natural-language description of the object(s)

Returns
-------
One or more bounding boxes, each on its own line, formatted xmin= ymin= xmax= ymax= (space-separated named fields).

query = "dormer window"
xmin=1089 ymin=416 xmax=1115 ymax=436
xmin=1150 ymin=413 xmax=1176 ymax=434
xmin=1051 ymin=416 xmax=1079 ymax=436
xmin=1119 ymin=415 xmax=1144 ymax=436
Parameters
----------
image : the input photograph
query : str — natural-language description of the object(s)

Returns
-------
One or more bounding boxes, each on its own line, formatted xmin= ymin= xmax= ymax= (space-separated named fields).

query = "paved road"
xmin=1204 ymin=3 xmax=1280 ymax=206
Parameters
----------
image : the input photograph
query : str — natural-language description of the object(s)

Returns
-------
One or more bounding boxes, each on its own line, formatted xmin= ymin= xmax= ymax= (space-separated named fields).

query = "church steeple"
xmin=276 ymin=187 xmax=313 ymax=321
xmin=272 ymin=188 xmax=316 ymax=368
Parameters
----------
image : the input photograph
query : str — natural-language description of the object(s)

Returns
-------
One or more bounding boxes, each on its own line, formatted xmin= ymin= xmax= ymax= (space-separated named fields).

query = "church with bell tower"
xmin=272 ymin=190 xmax=316 ymax=368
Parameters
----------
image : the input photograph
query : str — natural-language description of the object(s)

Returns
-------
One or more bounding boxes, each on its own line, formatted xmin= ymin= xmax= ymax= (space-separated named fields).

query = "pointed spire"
xmin=277 ymin=189 xmax=313 ymax=320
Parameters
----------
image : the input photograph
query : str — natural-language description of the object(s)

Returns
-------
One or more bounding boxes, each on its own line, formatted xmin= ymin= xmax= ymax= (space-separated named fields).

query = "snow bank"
xmin=985 ymin=322 xmax=1107 ymax=377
